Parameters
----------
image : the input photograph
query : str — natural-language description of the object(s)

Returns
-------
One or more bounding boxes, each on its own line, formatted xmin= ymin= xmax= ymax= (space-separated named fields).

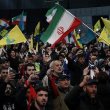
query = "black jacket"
xmin=64 ymin=86 xmax=104 ymax=110
xmin=68 ymin=60 xmax=87 ymax=86
xmin=0 ymin=81 xmax=17 ymax=110
xmin=16 ymin=86 xmax=29 ymax=110
xmin=97 ymin=81 xmax=110 ymax=110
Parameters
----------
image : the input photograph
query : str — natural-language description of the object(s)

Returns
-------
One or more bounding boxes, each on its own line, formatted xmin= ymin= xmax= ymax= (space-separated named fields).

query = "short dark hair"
xmin=24 ymin=63 xmax=35 ymax=71
xmin=27 ymin=52 xmax=33 ymax=58
xmin=0 ymin=67 xmax=8 ymax=73
xmin=35 ymin=86 xmax=48 ymax=93
xmin=58 ymin=53 xmax=65 ymax=59
xmin=0 ymin=57 xmax=9 ymax=64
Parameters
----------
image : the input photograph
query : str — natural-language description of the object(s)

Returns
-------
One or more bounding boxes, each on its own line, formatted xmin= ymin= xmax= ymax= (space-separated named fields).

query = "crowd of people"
xmin=0 ymin=40 xmax=110 ymax=110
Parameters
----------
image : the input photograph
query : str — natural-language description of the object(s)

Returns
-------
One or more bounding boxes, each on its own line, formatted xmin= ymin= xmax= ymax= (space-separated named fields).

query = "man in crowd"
xmin=0 ymin=57 xmax=10 ymax=69
xmin=0 ymin=67 xmax=16 ymax=110
xmin=42 ymin=60 xmax=63 ymax=87
xmin=42 ymin=60 xmax=63 ymax=110
xmin=31 ymin=86 xmax=48 ymax=110
xmin=53 ymin=74 xmax=72 ymax=110
xmin=65 ymin=75 xmax=104 ymax=110
xmin=68 ymin=51 xmax=87 ymax=86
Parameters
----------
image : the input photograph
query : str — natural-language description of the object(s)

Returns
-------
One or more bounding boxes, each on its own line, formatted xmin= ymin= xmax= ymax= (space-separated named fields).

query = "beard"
xmin=37 ymin=100 xmax=47 ymax=107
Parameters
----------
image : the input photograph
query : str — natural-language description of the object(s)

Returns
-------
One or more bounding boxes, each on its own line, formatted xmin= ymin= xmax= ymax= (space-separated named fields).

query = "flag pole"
xmin=82 ymin=22 xmax=100 ymax=37
xmin=82 ymin=22 xmax=110 ymax=45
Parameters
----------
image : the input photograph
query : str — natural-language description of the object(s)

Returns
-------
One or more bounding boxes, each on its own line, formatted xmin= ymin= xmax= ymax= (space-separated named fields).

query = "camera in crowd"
xmin=88 ymin=63 xmax=96 ymax=69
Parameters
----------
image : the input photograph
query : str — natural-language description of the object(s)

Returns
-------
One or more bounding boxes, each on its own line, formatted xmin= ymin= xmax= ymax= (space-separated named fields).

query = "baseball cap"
xmin=87 ymin=78 xmax=98 ymax=85
xmin=58 ymin=74 xmax=70 ymax=81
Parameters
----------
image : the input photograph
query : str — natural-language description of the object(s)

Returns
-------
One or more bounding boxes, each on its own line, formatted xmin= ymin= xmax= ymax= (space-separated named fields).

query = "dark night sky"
xmin=0 ymin=9 xmax=48 ymax=35
xmin=69 ymin=0 xmax=110 ymax=9
xmin=0 ymin=0 xmax=110 ymax=34
xmin=0 ymin=0 xmax=110 ymax=9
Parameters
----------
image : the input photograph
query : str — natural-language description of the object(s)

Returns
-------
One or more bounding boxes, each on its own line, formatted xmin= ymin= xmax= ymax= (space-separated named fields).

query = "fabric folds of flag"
xmin=94 ymin=20 xmax=101 ymax=32
xmin=78 ymin=29 xmax=96 ymax=45
xmin=0 ymin=29 xmax=8 ymax=40
xmin=12 ymin=12 xmax=26 ymax=31
xmin=28 ymin=34 xmax=33 ymax=52
xmin=19 ymin=12 xmax=25 ymax=31
xmin=0 ymin=25 xmax=27 ymax=45
xmin=73 ymin=30 xmax=83 ymax=48
xmin=0 ymin=25 xmax=5 ymax=31
xmin=64 ymin=32 xmax=74 ymax=44
xmin=40 ymin=4 xmax=81 ymax=47
xmin=34 ymin=21 xmax=41 ymax=52
xmin=34 ymin=21 xmax=40 ymax=37
xmin=46 ymin=6 xmax=57 ymax=23
xmin=101 ymin=17 xmax=110 ymax=34
xmin=98 ymin=27 xmax=110 ymax=46
xmin=0 ymin=19 xmax=9 ymax=28
xmin=12 ymin=12 xmax=27 ymax=25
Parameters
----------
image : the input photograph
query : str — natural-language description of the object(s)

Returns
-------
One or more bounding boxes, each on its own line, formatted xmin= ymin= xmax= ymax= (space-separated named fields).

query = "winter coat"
xmin=52 ymin=86 xmax=72 ymax=110
xmin=98 ymin=81 xmax=110 ymax=110
xmin=65 ymin=86 xmax=104 ymax=110
xmin=0 ymin=81 xmax=17 ymax=110
xmin=68 ymin=60 xmax=87 ymax=86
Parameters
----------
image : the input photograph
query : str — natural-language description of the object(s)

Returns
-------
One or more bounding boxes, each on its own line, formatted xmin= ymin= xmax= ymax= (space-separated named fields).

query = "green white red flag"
xmin=40 ymin=4 xmax=81 ymax=47
xmin=12 ymin=12 xmax=27 ymax=25
xmin=0 ymin=19 xmax=9 ymax=27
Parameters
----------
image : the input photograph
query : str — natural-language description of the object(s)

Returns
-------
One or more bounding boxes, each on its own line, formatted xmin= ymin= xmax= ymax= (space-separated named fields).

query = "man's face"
xmin=78 ymin=57 xmax=85 ymax=64
xmin=10 ymin=51 xmax=16 ymax=58
xmin=36 ymin=90 xmax=48 ymax=107
xmin=1 ymin=61 xmax=10 ymax=69
xmin=27 ymin=57 xmax=33 ymax=63
xmin=90 ymin=55 xmax=97 ymax=63
xmin=1 ymin=69 xmax=8 ymax=79
xmin=26 ymin=66 xmax=35 ymax=76
xmin=43 ymin=54 xmax=51 ymax=63
xmin=46 ymin=47 xmax=52 ymax=53
xmin=106 ymin=50 xmax=110 ymax=57
xmin=59 ymin=79 xmax=70 ymax=89
xmin=86 ymin=84 xmax=97 ymax=98
xmin=59 ymin=56 xmax=64 ymax=63
xmin=53 ymin=61 xmax=63 ymax=74
xmin=5 ymin=84 xmax=12 ymax=96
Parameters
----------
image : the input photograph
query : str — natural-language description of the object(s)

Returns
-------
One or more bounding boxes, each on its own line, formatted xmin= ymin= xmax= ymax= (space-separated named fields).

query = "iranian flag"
xmin=12 ymin=12 xmax=27 ymax=25
xmin=0 ymin=19 xmax=9 ymax=27
xmin=40 ymin=4 xmax=81 ymax=47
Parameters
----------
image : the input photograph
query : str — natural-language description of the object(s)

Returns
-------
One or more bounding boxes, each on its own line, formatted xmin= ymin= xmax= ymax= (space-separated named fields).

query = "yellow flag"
xmin=29 ymin=34 xmax=33 ymax=51
xmin=101 ymin=17 xmax=110 ymax=34
xmin=98 ymin=27 xmax=110 ymax=46
xmin=34 ymin=21 xmax=40 ymax=37
xmin=94 ymin=20 xmax=101 ymax=32
xmin=76 ymin=33 xmax=83 ymax=48
xmin=0 ymin=29 xmax=8 ymax=37
xmin=35 ymin=42 xmax=38 ymax=52
xmin=34 ymin=21 xmax=40 ymax=52
xmin=73 ymin=30 xmax=83 ymax=48
xmin=0 ymin=25 xmax=26 ymax=45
